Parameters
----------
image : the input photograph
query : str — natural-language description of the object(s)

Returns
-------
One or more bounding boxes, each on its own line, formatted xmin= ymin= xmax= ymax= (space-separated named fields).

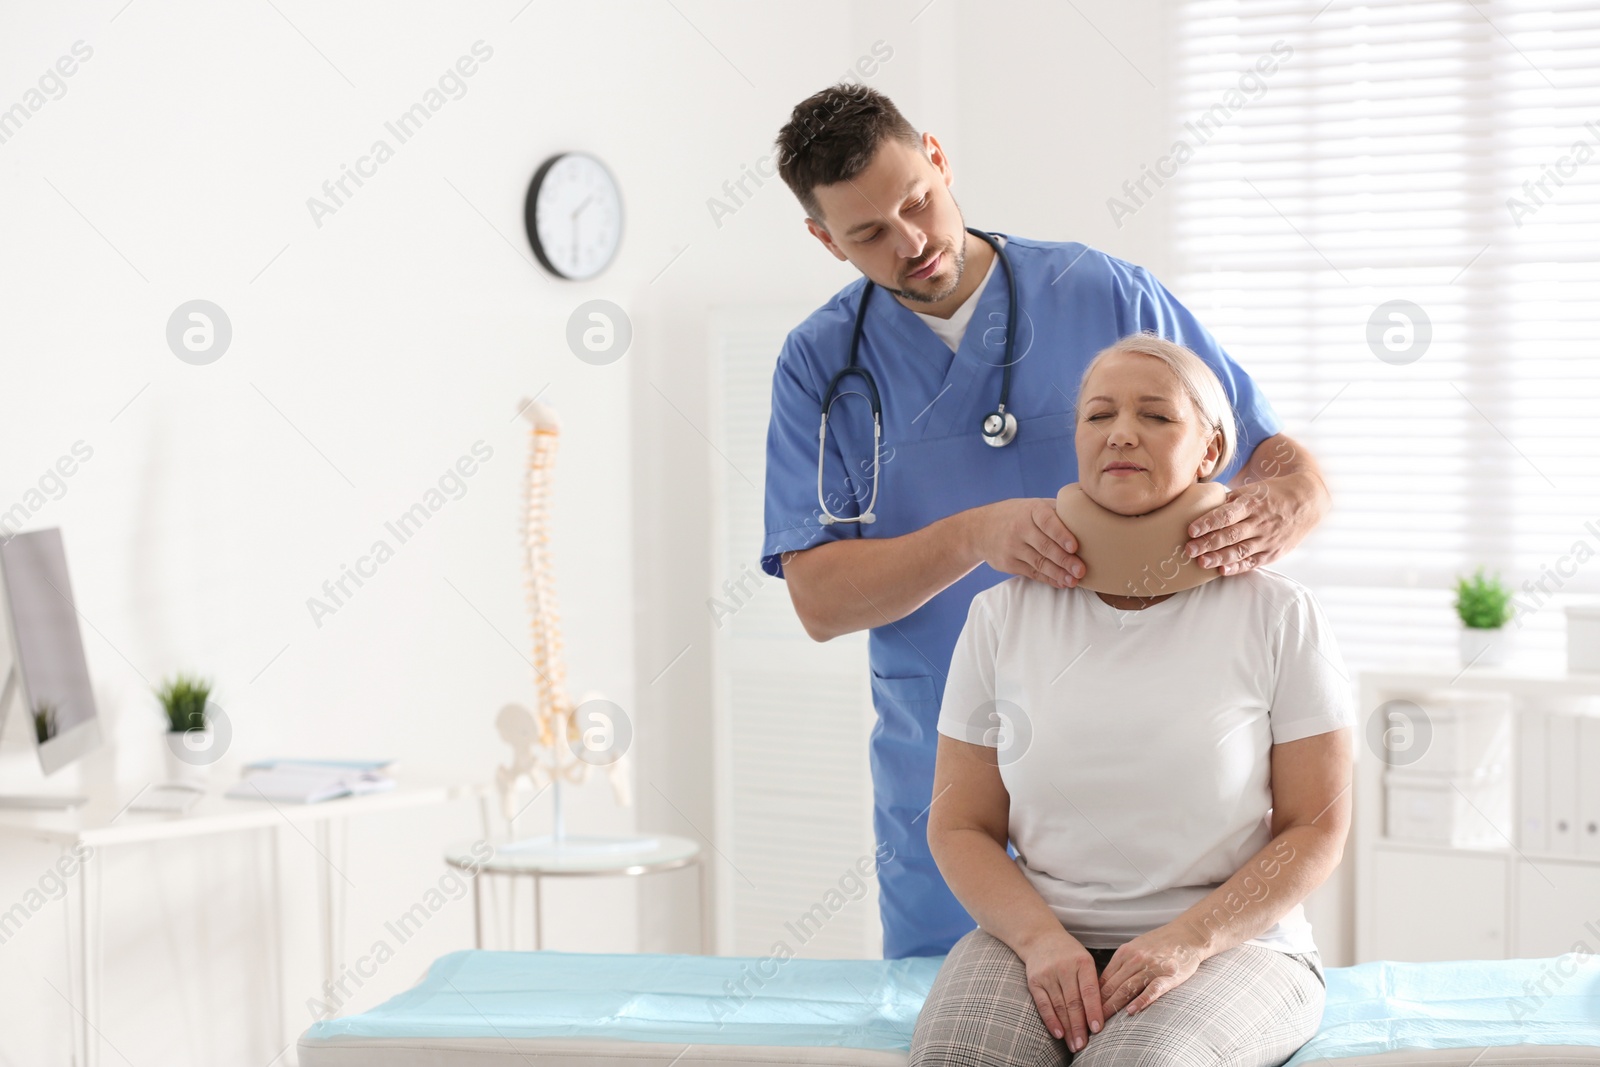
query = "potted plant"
xmin=32 ymin=702 xmax=59 ymax=743
xmin=1454 ymin=566 xmax=1514 ymax=667
xmin=156 ymin=673 xmax=214 ymax=784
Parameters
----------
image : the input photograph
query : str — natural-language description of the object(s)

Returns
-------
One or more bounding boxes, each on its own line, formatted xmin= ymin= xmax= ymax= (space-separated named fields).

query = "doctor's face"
xmin=1074 ymin=351 xmax=1222 ymax=516
xmin=805 ymin=134 xmax=970 ymax=304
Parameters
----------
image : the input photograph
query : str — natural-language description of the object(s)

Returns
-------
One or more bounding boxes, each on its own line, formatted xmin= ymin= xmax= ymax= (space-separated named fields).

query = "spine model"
xmin=522 ymin=401 xmax=579 ymax=781
xmin=505 ymin=398 xmax=631 ymax=821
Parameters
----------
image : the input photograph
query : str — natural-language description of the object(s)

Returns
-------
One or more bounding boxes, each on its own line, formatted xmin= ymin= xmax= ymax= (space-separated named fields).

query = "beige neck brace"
xmin=1054 ymin=480 xmax=1231 ymax=597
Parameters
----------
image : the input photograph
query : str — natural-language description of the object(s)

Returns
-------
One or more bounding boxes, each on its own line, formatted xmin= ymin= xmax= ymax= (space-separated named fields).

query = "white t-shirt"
xmin=935 ymin=567 xmax=1354 ymax=955
xmin=912 ymin=234 xmax=1004 ymax=352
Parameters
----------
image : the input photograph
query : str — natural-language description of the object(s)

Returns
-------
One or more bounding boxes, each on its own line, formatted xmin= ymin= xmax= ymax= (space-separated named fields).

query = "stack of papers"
xmin=244 ymin=757 xmax=393 ymax=772
xmin=226 ymin=760 xmax=397 ymax=804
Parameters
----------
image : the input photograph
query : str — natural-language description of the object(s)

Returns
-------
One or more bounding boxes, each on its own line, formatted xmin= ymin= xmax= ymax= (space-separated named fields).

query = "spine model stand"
xmin=495 ymin=398 xmax=642 ymax=855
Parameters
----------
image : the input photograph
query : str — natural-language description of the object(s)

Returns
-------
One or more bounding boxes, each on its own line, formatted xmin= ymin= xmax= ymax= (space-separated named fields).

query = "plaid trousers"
xmin=909 ymin=927 xmax=1326 ymax=1067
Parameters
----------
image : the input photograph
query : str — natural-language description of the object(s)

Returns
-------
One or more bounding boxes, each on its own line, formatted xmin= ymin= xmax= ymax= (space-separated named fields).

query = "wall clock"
xmin=524 ymin=152 xmax=623 ymax=280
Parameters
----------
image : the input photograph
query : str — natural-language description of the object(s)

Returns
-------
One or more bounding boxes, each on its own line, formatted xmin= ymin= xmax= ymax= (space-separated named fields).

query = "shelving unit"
xmin=1355 ymin=663 xmax=1600 ymax=963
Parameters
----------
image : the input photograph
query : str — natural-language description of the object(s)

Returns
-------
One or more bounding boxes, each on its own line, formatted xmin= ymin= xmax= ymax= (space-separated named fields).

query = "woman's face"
xmin=1074 ymin=350 xmax=1222 ymax=516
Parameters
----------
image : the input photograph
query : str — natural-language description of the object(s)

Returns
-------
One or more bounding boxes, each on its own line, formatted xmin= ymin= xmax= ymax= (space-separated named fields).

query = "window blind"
xmin=1168 ymin=0 xmax=1600 ymax=670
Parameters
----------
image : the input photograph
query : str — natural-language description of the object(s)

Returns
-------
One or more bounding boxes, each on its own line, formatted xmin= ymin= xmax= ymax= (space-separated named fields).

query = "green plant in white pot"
xmin=1454 ymin=567 xmax=1514 ymax=667
xmin=156 ymin=673 xmax=214 ymax=785
xmin=32 ymin=701 xmax=59 ymax=743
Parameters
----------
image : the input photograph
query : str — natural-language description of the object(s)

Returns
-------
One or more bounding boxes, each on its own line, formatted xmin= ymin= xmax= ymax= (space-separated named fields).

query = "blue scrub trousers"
xmin=871 ymin=733 xmax=974 ymax=958
xmin=869 ymin=669 xmax=1020 ymax=959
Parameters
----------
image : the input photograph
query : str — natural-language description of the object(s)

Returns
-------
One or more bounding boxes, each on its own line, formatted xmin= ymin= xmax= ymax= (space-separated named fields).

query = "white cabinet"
xmin=1366 ymin=847 xmax=1506 ymax=961
xmin=1514 ymin=858 xmax=1600 ymax=958
xmin=1355 ymin=666 xmax=1600 ymax=964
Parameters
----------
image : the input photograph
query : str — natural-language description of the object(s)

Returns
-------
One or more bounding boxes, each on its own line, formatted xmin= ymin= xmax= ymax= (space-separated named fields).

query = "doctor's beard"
xmin=889 ymin=232 xmax=965 ymax=304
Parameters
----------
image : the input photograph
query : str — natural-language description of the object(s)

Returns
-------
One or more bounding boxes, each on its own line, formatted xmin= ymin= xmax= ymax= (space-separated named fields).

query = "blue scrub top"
xmin=758 ymin=234 xmax=1282 ymax=957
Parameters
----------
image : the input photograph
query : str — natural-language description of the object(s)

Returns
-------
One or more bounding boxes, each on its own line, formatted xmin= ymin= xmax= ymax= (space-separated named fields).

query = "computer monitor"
xmin=0 ymin=527 xmax=101 ymax=803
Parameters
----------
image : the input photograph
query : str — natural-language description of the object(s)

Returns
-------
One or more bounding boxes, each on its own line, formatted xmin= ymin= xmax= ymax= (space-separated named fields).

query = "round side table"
xmin=444 ymin=834 xmax=710 ymax=953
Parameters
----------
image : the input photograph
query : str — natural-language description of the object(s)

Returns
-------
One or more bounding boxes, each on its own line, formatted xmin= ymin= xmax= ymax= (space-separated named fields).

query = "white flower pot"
xmin=1459 ymin=625 xmax=1509 ymax=668
xmin=164 ymin=727 xmax=214 ymax=786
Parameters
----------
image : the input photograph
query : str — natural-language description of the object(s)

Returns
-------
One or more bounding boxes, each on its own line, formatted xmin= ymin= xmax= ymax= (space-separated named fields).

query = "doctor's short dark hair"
xmin=774 ymin=83 xmax=922 ymax=224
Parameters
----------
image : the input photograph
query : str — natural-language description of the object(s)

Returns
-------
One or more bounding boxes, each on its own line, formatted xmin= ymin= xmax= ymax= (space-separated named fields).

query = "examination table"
xmin=298 ymin=948 xmax=1600 ymax=1066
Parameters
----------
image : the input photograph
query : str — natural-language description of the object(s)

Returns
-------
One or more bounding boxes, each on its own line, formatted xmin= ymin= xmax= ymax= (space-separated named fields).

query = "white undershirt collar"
xmin=911 ymin=234 xmax=1006 ymax=353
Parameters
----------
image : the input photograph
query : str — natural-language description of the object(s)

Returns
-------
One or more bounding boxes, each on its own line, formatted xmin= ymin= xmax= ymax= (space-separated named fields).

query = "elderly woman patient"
xmin=910 ymin=333 xmax=1355 ymax=1067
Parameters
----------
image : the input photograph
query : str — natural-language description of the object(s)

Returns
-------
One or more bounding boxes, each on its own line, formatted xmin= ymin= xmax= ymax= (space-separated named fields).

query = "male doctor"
xmin=760 ymin=85 xmax=1331 ymax=959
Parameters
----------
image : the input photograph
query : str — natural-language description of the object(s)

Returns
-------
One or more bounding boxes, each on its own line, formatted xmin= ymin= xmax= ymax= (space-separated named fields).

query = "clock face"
xmin=526 ymin=152 xmax=623 ymax=281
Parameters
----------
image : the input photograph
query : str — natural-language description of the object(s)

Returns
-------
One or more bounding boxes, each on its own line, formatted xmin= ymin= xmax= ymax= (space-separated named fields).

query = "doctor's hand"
xmin=1183 ymin=471 xmax=1325 ymax=577
xmin=971 ymin=498 xmax=1084 ymax=589
xmin=1019 ymin=927 xmax=1106 ymax=1052
xmin=1097 ymin=924 xmax=1208 ymax=1018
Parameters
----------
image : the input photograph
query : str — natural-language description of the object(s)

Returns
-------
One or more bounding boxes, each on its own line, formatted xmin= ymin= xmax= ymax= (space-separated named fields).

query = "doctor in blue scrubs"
xmin=759 ymin=85 xmax=1332 ymax=960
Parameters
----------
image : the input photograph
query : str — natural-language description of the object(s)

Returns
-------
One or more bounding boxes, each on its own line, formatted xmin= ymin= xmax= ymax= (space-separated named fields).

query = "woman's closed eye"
xmin=1086 ymin=412 xmax=1173 ymax=422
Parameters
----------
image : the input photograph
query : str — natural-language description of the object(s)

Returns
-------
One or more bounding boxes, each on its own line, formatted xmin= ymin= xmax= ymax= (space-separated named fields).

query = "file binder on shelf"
xmin=1547 ymin=711 xmax=1579 ymax=855
xmin=1516 ymin=704 xmax=1548 ymax=854
xmin=1579 ymin=714 xmax=1600 ymax=858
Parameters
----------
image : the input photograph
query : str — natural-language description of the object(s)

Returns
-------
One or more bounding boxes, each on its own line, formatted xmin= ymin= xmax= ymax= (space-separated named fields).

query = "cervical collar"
xmin=1054 ymin=480 xmax=1230 ymax=597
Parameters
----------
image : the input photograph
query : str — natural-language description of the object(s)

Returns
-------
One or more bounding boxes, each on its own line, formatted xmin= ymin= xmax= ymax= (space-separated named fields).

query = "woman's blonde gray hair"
xmin=1073 ymin=331 xmax=1237 ymax=482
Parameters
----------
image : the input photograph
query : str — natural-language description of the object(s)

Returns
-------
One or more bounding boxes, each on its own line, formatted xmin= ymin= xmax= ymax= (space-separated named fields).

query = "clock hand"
xmin=569 ymin=197 xmax=593 ymax=263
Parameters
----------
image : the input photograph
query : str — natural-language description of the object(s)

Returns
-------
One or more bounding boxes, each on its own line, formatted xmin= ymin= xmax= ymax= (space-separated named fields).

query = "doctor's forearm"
xmin=782 ymin=507 xmax=985 ymax=641
xmin=1233 ymin=432 xmax=1324 ymax=488
xmin=1229 ymin=436 xmax=1330 ymax=532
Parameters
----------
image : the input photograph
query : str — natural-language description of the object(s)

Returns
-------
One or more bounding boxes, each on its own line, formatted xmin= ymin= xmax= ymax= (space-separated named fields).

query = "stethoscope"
xmin=817 ymin=226 xmax=1019 ymax=526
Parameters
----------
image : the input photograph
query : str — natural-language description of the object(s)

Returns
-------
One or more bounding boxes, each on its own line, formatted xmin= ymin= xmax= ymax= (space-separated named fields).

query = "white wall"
xmin=0 ymin=1 xmax=654 ymax=1062
xmin=0 ymin=1 xmax=1348 ymax=1063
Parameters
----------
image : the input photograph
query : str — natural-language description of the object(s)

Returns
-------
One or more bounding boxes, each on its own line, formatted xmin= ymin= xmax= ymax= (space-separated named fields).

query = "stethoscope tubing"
xmin=816 ymin=227 xmax=1017 ymax=526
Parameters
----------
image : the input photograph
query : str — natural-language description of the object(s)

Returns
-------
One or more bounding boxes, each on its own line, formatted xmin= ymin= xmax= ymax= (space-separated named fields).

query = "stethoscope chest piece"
xmin=981 ymin=408 xmax=1018 ymax=447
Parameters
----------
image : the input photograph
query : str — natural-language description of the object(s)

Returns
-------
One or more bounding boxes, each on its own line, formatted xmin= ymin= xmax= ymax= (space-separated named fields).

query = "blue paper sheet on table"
xmin=301 ymin=948 xmax=1600 ymax=1059
xmin=1282 ymin=953 xmax=1600 ymax=1064
xmin=303 ymin=949 xmax=942 ymax=1051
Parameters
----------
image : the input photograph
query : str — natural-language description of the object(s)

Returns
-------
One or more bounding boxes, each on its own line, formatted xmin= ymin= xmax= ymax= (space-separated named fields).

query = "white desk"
xmin=0 ymin=770 xmax=486 ymax=1067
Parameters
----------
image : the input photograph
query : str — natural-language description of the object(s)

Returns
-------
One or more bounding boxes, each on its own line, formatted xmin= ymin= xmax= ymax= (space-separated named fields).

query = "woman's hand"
xmin=1019 ymin=927 xmax=1105 ymax=1052
xmin=1097 ymin=924 xmax=1209 ymax=1017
